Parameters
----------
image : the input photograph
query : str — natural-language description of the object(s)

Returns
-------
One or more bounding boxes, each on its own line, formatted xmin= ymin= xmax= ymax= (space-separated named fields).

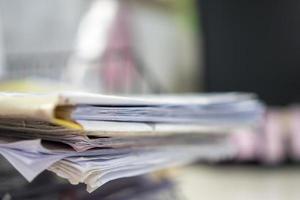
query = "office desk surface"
xmin=177 ymin=165 xmax=300 ymax=200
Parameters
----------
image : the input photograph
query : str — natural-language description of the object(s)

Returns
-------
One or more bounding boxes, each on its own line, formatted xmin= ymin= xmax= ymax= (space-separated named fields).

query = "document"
xmin=0 ymin=92 xmax=264 ymax=192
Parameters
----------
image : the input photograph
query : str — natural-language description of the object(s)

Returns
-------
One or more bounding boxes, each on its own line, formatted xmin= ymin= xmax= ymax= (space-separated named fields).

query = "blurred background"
xmin=0 ymin=0 xmax=200 ymax=94
xmin=0 ymin=0 xmax=300 ymax=199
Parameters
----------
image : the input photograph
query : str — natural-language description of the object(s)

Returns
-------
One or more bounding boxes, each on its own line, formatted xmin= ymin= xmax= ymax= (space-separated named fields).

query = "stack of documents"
xmin=0 ymin=164 xmax=177 ymax=200
xmin=0 ymin=92 xmax=264 ymax=192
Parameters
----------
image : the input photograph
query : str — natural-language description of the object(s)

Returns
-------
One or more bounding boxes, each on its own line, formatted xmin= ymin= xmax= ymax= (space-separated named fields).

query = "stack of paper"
xmin=0 ymin=92 xmax=264 ymax=192
xmin=0 ymin=162 xmax=178 ymax=200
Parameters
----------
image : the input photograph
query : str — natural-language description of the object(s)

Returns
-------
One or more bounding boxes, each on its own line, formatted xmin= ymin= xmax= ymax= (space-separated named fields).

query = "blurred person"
xmin=65 ymin=0 xmax=200 ymax=94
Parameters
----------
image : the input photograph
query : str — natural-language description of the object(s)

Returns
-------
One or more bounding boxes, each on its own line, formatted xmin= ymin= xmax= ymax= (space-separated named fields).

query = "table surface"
xmin=177 ymin=165 xmax=300 ymax=200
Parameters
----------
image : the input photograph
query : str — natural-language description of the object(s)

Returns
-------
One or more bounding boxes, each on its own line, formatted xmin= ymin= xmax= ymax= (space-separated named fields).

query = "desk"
xmin=177 ymin=165 xmax=300 ymax=200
